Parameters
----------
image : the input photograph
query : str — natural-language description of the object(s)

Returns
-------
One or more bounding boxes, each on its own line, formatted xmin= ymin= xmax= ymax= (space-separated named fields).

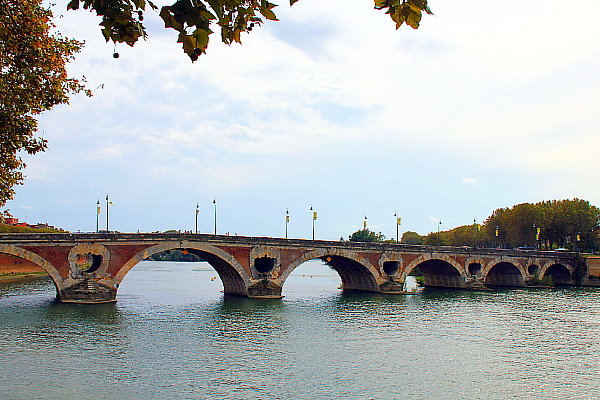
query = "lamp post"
xmin=474 ymin=217 xmax=478 ymax=248
xmin=364 ymin=215 xmax=367 ymax=229
xmin=437 ymin=219 xmax=442 ymax=245
xmin=213 ymin=198 xmax=217 ymax=235
xmin=195 ymin=203 xmax=200 ymax=234
xmin=106 ymin=194 xmax=110 ymax=232
xmin=310 ymin=205 xmax=316 ymax=240
xmin=533 ymin=223 xmax=541 ymax=250
xmin=96 ymin=199 xmax=100 ymax=233
xmin=285 ymin=209 xmax=289 ymax=239
xmin=495 ymin=225 xmax=499 ymax=249
xmin=394 ymin=212 xmax=400 ymax=243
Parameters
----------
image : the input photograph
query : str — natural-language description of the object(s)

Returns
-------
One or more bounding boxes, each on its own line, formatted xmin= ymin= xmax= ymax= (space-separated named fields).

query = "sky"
xmin=6 ymin=0 xmax=600 ymax=240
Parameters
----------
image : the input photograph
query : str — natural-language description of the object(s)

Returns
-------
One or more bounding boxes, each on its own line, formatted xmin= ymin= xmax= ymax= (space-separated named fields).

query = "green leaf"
xmin=374 ymin=0 xmax=386 ymax=9
xmin=205 ymin=0 xmax=223 ymax=20
xmin=160 ymin=6 xmax=184 ymax=31
xmin=177 ymin=31 xmax=194 ymax=54
xmin=192 ymin=28 xmax=210 ymax=49
xmin=408 ymin=0 xmax=424 ymax=10
xmin=259 ymin=7 xmax=278 ymax=21
xmin=406 ymin=9 xmax=421 ymax=28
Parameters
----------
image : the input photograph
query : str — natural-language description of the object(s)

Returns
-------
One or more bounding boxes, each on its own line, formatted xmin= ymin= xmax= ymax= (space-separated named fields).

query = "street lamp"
xmin=495 ymin=225 xmax=499 ymax=249
xmin=364 ymin=215 xmax=367 ymax=229
xmin=474 ymin=217 xmax=478 ymax=248
xmin=310 ymin=205 xmax=317 ymax=240
xmin=394 ymin=212 xmax=400 ymax=243
xmin=105 ymin=194 xmax=110 ymax=232
xmin=285 ymin=209 xmax=289 ymax=239
xmin=213 ymin=198 xmax=217 ymax=235
xmin=437 ymin=219 xmax=442 ymax=245
xmin=533 ymin=223 xmax=541 ymax=250
xmin=96 ymin=199 xmax=100 ymax=233
xmin=195 ymin=203 xmax=200 ymax=234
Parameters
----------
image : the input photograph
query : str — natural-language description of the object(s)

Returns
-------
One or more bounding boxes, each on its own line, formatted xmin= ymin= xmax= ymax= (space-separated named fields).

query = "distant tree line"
xmin=147 ymin=250 xmax=204 ymax=262
xmin=346 ymin=229 xmax=391 ymax=243
xmin=349 ymin=199 xmax=600 ymax=252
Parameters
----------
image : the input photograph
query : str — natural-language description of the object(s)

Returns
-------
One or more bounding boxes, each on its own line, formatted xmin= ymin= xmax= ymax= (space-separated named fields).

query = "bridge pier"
xmin=377 ymin=276 xmax=406 ymax=294
xmin=247 ymin=279 xmax=284 ymax=299
xmin=58 ymin=279 xmax=117 ymax=303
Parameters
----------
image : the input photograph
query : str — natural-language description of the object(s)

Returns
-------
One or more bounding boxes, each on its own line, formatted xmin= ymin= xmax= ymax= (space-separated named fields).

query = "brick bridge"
xmin=0 ymin=233 xmax=584 ymax=303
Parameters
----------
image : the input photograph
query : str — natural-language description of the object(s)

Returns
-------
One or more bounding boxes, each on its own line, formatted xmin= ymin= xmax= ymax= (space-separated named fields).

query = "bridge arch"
xmin=280 ymin=248 xmax=381 ymax=292
xmin=539 ymin=262 xmax=574 ymax=285
xmin=403 ymin=254 xmax=466 ymax=288
xmin=483 ymin=260 xmax=525 ymax=287
xmin=115 ymin=241 xmax=251 ymax=296
xmin=0 ymin=244 xmax=63 ymax=289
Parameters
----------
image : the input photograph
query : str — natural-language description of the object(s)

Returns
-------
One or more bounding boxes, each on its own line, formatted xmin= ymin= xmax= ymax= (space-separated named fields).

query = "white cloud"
xmin=11 ymin=0 xmax=600 ymax=238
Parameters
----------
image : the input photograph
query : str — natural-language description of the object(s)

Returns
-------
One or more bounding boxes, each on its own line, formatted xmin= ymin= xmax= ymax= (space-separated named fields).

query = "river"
xmin=1 ymin=260 xmax=599 ymax=399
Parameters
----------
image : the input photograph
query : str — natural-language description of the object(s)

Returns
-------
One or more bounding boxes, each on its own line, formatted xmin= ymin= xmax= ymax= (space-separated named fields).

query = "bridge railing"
xmin=0 ymin=232 xmax=578 ymax=260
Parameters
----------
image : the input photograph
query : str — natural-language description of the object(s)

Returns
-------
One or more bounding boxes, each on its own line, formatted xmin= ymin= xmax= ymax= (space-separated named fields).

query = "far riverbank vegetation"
xmin=348 ymin=199 xmax=600 ymax=252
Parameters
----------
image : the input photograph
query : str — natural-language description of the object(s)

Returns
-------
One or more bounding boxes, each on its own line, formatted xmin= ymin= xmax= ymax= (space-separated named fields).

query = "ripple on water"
xmin=2 ymin=262 xmax=600 ymax=399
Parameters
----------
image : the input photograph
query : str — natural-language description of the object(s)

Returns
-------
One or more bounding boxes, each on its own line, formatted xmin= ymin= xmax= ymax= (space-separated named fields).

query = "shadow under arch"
xmin=114 ymin=242 xmax=251 ymax=296
xmin=403 ymin=254 xmax=465 ymax=288
xmin=0 ymin=244 xmax=62 ymax=292
xmin=405 ymin=254 xmax=465 ymax=289
xmin=280 ymin=249 xmax=380 ymax=293
xmin=484 ymin=261 xmax=525 ymax=287
xmin=541 ymin=263 xmax=574 ymax=285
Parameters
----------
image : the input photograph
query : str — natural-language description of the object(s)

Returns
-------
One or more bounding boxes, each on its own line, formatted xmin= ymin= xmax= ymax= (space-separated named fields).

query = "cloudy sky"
xmin=7 ymin=0 xmax=600 ymax=240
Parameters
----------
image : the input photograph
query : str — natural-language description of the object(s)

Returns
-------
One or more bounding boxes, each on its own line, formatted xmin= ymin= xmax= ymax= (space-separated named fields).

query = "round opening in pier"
xmin=527 ymin=264 xmax=538 ymax=275
xmin=383 ymin=261 xmax=399 ymax=276
xmin=468 ymin=262 xmax=481 ymax=276
xmin=254 ymin=256 xmax=276 ymax=273
xmin=77 ymin=253 xmax=103 ymax=273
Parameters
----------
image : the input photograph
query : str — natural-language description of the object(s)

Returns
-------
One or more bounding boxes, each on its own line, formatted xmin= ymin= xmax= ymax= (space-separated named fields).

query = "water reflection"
xmin=2 ymin=261 xmax=600 ymax=399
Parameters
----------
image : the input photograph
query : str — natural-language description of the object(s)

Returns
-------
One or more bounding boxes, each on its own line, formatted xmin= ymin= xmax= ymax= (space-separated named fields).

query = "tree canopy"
xmin=481 ymin=199 xmax=600 ymax=252
xmin=66 ymin=0 xmax=433 ymax=60
xmin=417 ymin=199 xmax=600 ymax=252
xmin=400 ymin=230 xmax=424 ymax=245
xmin=348 ymin=228 xmax=388 ymax=243
xmin=0 ymin=0 xmax=90 ymax=208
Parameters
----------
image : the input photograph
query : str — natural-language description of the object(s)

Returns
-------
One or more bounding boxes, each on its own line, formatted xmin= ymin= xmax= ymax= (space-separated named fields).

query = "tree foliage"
xmin=426 ymin=199 xmax=600 ymax=252
xmin=348 ymin=228 xmax=387 ymax=243
xmin=400 ymin=230 xmax=424 ymax=244
xmin=482 ymin=199 xmax=600 ymax=252
xmin=0 ymin=0 xmax=90 ymax=207
xmin=66 ymin=0 xmax=433 ymax=61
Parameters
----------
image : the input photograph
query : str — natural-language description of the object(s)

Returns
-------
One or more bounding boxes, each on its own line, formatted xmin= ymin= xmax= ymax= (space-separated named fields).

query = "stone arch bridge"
xmin=0 ymin=233 xmax=582 ymax=303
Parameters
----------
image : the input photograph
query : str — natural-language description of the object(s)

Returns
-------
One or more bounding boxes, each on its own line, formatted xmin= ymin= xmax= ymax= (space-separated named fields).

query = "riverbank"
xmin=0 ymin=271 xmax=49 ymax=284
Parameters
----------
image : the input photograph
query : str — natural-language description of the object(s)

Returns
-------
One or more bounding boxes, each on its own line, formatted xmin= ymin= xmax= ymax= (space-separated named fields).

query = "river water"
xmin=1 ymin=260 xmax=599 ymax=399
